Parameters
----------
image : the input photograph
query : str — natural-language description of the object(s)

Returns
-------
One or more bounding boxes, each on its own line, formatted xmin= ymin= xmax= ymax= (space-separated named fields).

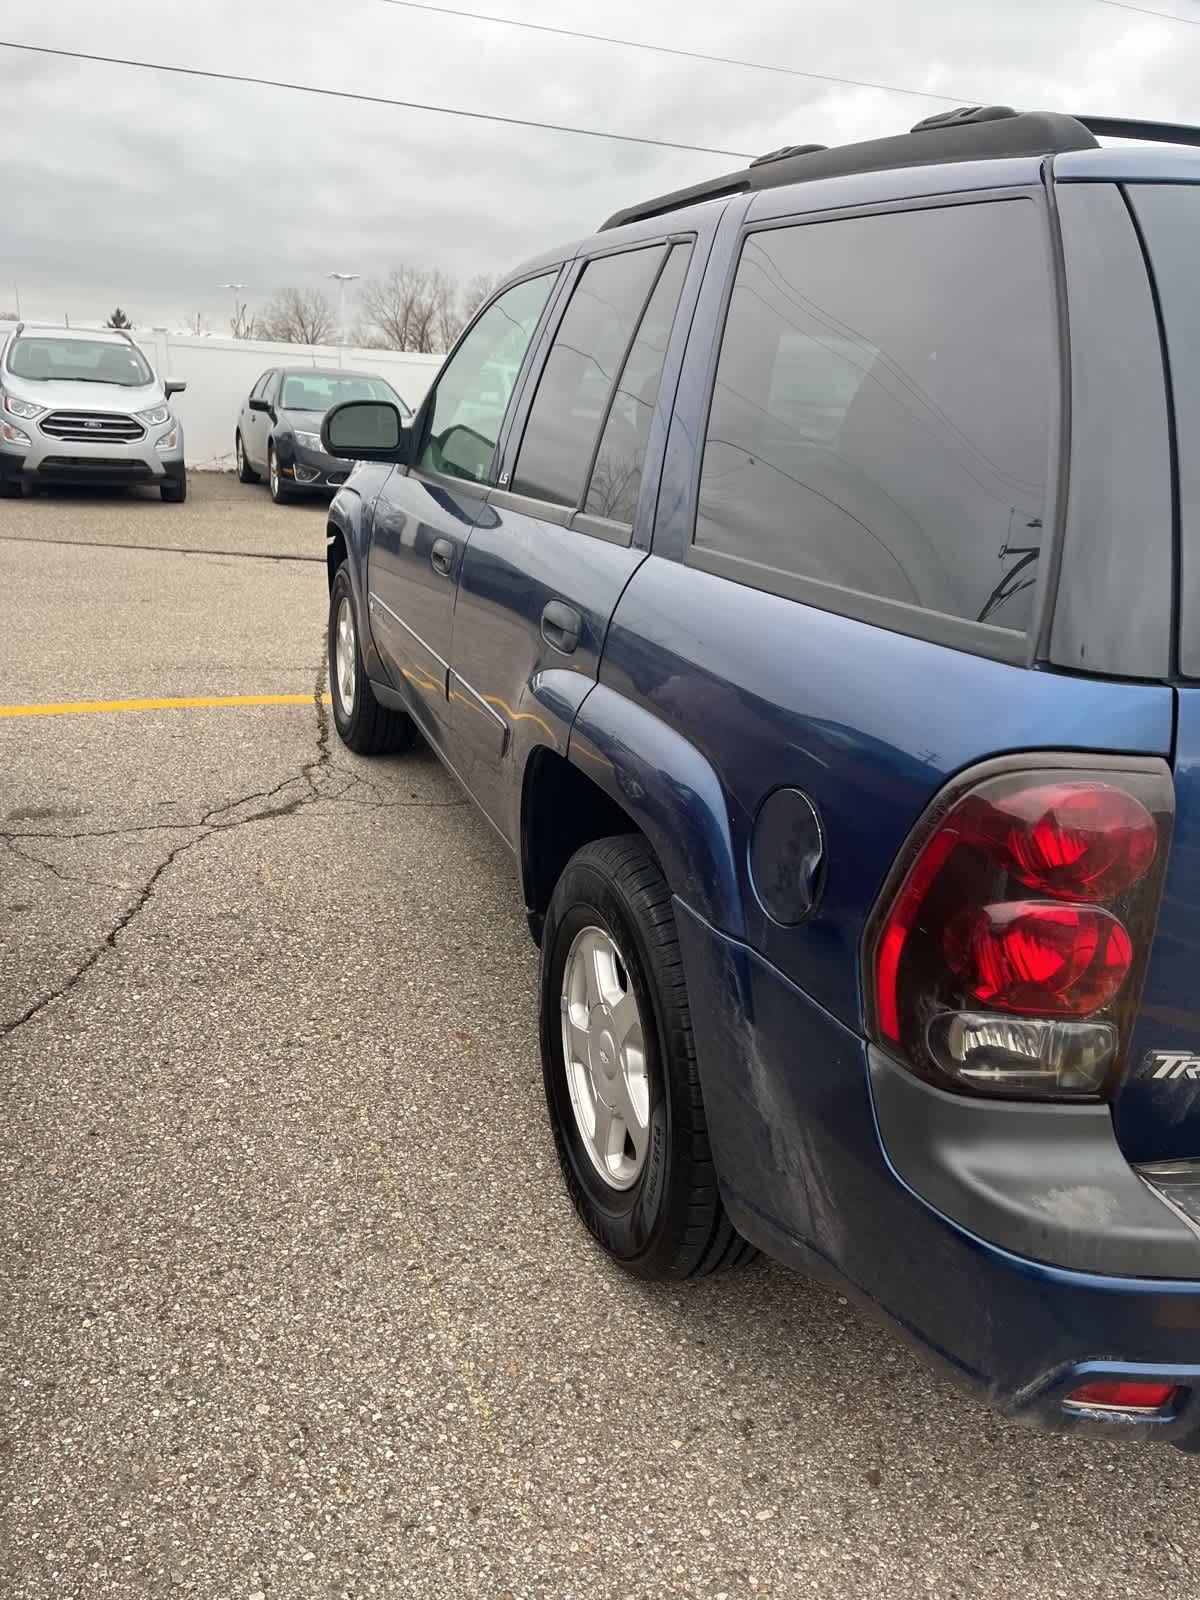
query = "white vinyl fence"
xmin=0 ymin=321 xmax=443 ymax=471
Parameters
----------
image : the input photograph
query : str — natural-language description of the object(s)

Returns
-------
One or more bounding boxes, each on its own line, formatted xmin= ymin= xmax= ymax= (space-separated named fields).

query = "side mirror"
xmin=322 ymin=399 xmax=410 ymax=463
xmin=248 ymin=396 xmax=270 ymax=413
xmin=164 ymin=379 xmax=186 ymax=398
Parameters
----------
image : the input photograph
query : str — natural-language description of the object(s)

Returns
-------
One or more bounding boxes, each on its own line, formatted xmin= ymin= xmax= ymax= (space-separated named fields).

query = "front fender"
xmin=569 ymin=684 xmax=743 ymax=939
xmin=328 ymin=469 xmax=392 ymax=683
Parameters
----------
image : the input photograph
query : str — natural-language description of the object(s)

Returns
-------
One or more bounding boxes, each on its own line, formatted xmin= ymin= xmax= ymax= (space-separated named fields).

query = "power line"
xmin=1096 ymin=0 xmax=1200 ymax=19
xmin=0 ymin=39 xmax=755 ymax=159
xmin=376 ymin=0 xmax=966 ymax=105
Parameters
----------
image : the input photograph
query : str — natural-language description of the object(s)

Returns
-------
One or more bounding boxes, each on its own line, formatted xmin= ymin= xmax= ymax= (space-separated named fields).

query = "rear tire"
xmin=161 ymin=471 xmax=187 ymax=503
xmin=540 ymin=835 xmax=755 ymax=1281
xmin=328 ymin=562 xmax=415 ymax=756
xmin=236 ymin=432 xmax=259 ymax=483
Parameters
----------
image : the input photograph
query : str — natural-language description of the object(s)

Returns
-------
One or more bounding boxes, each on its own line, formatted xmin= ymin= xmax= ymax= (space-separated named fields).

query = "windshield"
xmin=280 ymin=374 xmax=410 ymax=414
xmin=6 ymin=335 xmax=153 ymax=387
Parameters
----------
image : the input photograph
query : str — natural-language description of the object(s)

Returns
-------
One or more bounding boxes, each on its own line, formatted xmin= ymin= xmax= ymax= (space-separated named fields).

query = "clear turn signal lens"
xmin=1 ymin=420 xmax=30 ymax=446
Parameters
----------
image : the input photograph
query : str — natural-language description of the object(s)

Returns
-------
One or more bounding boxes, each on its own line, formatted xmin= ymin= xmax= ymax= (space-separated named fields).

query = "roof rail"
xmin=1075 ymin=114 xmax=1200 ymax=149
xmin=600 ymin=106 xmax=1101 ymax=231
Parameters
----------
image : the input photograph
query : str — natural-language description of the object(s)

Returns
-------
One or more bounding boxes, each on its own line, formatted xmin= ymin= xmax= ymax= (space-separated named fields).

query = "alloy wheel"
xmin=560 ymin=925 xmax=650 ymax=1190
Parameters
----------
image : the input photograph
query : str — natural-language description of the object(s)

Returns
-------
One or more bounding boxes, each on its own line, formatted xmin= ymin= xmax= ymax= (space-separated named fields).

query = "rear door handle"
xmin=430 ymin=537 xmax=455 ymax=577
xmin=541 ymin=599 xmax=582 ymax=654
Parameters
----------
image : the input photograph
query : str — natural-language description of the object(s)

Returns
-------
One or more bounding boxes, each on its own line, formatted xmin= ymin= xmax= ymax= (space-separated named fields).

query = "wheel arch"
xmin=522 ymin=684 xmax=744 ymax=942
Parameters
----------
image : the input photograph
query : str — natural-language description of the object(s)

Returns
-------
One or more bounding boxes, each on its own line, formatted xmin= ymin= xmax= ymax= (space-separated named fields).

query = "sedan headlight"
xmin=294 ymin=430 xmax=325 ymax=453
xmin=137 ymin=404 xmax=171 ymax=426
xmin=3 ymin=393 xmax=44 ymax=420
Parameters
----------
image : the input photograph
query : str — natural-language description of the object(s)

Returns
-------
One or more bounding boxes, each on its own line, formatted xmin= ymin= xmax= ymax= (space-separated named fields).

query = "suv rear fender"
xmin=565 ymin=682 xmax=743 ymax=938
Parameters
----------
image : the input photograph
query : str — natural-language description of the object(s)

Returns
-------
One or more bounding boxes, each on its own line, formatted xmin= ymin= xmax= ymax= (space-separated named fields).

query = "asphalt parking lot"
xmin=2 ymin=473 xmax=1198 ymax=1600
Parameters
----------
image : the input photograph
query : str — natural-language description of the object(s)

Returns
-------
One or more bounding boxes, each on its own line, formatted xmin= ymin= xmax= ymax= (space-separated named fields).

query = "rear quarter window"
xmin=1126 ymin=184 xmax=1200 ymax=678
xmin=692 ymin=198 xmax=1055 ymax=641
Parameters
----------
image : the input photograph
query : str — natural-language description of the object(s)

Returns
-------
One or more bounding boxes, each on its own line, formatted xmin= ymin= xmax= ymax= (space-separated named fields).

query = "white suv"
xmin=0 ymin=324 xmax=187 ymax=501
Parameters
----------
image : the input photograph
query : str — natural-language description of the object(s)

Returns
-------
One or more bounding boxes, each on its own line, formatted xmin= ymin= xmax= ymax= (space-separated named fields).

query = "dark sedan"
xmin=234 ymin=368 xmax=411 ymax=503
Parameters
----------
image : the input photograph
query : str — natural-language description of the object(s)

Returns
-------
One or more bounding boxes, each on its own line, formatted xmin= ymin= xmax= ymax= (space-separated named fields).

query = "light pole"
xmin=326 ymin=272 xmax=360 ymax=348
xmin=219 ymin=282 xmax=245 ymax=336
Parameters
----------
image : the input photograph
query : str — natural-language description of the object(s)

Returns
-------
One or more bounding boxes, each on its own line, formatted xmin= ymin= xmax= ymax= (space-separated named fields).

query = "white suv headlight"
xmin=3 ymin=393 xmax=45 ymax=420
xmin=294 ymin=431 xmax=324 ymax=452
xmin=137 ymin=404 xmax=171 ymax=426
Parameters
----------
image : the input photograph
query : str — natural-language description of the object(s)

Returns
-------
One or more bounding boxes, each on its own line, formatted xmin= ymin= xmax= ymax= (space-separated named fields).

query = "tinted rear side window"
xmin=694 ymin=199 xmax=1054 ymax=634
xmin=584 ymin=243 xmax=692 ymax=525
xmin=512 ymin=246 xmax=664 ymax=508
xmin=1127 ymin=183 xmax=1200 ymax=678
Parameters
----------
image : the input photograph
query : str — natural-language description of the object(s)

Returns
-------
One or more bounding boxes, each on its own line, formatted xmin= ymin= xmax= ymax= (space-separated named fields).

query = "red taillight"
xmin=968 ymin=782 xmax=1158 ymax=902
xmin=1065 ymin=1380 xmax=1177 ymax=1412
xmin=866 ymin=760 xmax=1173 ymax=1099
xmin=945 ymin=901 xmax=1132 ymax=1015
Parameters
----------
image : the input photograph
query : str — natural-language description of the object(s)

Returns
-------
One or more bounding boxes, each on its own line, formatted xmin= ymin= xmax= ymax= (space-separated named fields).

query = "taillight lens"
xmin=969 ymin=782 xmax=1157 ymax=902
xmin=866 ymin=759 xmax=1173 ymax=1099
xmin=944 ymin=901 xmax=1132 ymax=1015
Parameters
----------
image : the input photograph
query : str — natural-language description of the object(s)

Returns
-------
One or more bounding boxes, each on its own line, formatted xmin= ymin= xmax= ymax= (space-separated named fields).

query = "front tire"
xmin=0 ymin=477 xmax=22 ymax=499
xmin=236 ymin=432 xmax=259 ymax=483
xmin=540 ymin=835 xmax=754 ymax=1281
xmin=328 ymin=562 xmax=415 ymax=756
xmin=161 ymin=470 xmax=187 ymax=503
xmin=268 ymin=444 xmax=289 ymax=504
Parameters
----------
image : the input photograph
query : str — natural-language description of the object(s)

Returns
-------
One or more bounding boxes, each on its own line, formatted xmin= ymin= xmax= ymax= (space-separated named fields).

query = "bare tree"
xmin=258 ymin=286 xmax=336 ymax=345
xmin=360 ymin=267 xmax=430 ymax=352
xmin=430 ymin=270 xmax=464 ymax=352
xmin=185 ymin=312 xmax=210 ymax=337
xmin=360 ymin=265 xmax=490 ymax=353
xmin=461 ymin=273 xmax=498 ymax=320
xmin=230 ymin=301 xmax=259 ymax=339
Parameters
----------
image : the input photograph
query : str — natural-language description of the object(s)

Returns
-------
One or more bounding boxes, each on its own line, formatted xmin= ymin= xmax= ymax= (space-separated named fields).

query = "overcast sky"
xmin=1 ymin=0 xmax=1196 ymax=331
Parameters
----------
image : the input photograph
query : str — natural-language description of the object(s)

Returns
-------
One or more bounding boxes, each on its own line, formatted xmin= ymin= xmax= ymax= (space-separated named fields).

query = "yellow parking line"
xmin=0 ymin=694 xmax=333 ymax=719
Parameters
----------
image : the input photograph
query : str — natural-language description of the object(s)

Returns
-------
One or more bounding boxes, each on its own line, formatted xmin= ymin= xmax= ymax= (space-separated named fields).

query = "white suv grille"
xmin=40 ymin=410 xmax=145 ymax=443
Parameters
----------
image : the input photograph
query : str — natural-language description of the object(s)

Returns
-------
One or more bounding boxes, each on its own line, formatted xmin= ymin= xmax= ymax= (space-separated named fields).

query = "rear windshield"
xmin=1128 ymin=185 xmax=1200 ymax=678
xmin=7 ymin=336 xmax=152 ymax=387
xmin=280 ymin=374 xmax=409 ymax=413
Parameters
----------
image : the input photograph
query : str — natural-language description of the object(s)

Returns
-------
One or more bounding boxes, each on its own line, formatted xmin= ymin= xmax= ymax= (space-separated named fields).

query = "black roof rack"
xmin=600 ymin=105 xmax=1200 ymax=232
xmin=1075 ymin=114 xmax=1200 ymax=148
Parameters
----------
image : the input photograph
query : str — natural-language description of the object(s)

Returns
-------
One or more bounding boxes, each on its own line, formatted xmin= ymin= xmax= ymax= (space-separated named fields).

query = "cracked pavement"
xmin=2 ymin=477 xmax=1199 ymax=1600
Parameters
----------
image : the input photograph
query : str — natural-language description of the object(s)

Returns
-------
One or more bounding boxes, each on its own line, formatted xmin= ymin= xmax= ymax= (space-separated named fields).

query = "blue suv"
xmin=321 ymin=107 xmax=1200 ymax=1447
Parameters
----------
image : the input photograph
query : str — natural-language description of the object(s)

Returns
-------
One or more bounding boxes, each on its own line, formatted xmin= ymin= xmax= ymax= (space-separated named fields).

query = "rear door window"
xmin=583 ymin=242 xmax=693 ymax=526
xmin=1126 ymin=184 xmax=1200 ymax=678
xmin=511 ymin=246 xmax=665 ymax=509
xmin=693 ymin=199 xmax=1054 ymax=638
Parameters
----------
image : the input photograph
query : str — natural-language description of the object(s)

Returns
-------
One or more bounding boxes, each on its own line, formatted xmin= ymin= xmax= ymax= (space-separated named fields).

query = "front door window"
xmin=418 ymin=274 xmax=555 ymax=485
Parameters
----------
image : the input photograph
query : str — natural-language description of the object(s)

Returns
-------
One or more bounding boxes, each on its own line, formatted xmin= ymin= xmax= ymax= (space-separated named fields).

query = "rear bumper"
xmin=673 ymin=902 xmax=1200 ymax=1446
